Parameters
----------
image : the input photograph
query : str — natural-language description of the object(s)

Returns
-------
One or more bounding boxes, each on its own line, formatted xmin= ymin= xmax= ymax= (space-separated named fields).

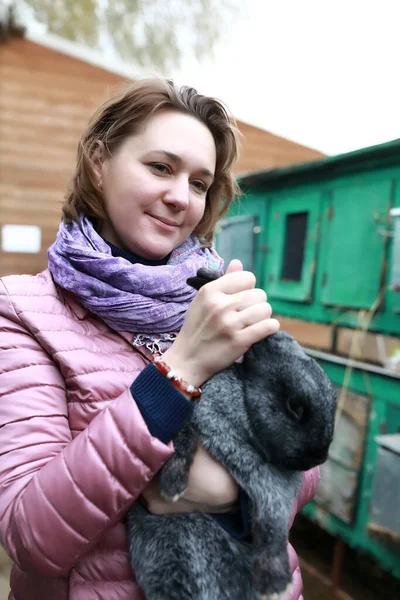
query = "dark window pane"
xmin=280 ymin=212 xmax=309 ymax=282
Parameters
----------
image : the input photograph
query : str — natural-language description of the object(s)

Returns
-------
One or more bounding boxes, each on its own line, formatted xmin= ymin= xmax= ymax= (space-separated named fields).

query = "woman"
xmin=0 ymin=78 xmax=319 ymax=600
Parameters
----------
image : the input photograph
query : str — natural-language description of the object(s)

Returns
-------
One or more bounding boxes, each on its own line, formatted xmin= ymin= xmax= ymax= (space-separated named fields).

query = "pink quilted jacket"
xmin=0 ymin=270 xmax=319 ymax=600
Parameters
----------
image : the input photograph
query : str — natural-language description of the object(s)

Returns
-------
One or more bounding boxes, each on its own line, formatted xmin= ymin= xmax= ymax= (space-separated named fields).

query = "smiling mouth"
xmin=148 ymin=215 xmax=180 ymax=228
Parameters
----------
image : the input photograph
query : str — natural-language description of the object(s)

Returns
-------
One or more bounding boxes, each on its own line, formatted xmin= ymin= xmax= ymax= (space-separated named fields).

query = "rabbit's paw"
xmin=159 ymin=459 xmax=189 ymax=502
xmin=160 ymin=488 xmax=185 ymax=502
xmin=253 ymin=549 xmax=291 ymax=600
xmin=258 ymin=583 xmax=293 ymax=600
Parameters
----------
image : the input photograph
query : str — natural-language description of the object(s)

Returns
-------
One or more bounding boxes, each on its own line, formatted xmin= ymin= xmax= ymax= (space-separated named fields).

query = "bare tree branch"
xmin=25 ymin=0 xmax=240 ymax=71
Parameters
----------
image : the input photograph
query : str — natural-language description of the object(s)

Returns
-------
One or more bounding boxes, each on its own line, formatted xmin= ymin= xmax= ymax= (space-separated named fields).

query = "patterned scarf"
xmin=48 ymin=215 xmax=223 ymax=352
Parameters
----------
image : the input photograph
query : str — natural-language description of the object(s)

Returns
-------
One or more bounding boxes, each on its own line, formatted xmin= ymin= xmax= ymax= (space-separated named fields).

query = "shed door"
xmin=216 ymin=215 xmax=257 ymax=272
xmin=265 ymin=192 xmax=321 ymax=302
xmin=321 ymin=180 xmax=393 ymax=309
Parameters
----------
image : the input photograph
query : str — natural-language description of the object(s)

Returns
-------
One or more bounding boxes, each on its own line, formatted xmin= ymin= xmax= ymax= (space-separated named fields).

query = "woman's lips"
xmin=148 ymin=214 xmax=180 ymax=230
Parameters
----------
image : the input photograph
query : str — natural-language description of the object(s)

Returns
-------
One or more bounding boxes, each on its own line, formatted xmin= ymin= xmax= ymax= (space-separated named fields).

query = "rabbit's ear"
xmin=187 ymin=268 xmax=221 ymax=290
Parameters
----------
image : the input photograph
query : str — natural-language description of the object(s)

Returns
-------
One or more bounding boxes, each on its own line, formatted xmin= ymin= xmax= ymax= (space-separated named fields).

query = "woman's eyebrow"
xmin=142 ymin=149 xmax=214 ymax=180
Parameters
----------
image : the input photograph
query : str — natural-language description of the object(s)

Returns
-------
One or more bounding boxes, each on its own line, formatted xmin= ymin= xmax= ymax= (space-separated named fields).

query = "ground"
xmin=290 ymin=515 xmax=400 ymax=600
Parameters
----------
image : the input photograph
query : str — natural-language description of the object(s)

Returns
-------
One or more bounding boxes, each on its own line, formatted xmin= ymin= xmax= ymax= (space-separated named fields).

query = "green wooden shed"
xmin=216 ymin=140 xmax=400 ymax=586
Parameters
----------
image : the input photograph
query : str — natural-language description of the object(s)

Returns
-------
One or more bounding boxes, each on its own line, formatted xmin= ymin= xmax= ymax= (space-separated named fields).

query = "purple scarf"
xmin=48 ymin=216 xmax=223 ymax=351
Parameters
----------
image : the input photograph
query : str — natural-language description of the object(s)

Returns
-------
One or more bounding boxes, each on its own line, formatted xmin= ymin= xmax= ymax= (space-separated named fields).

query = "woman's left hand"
xmin=141 ymin=443 xmax=239 ymax=515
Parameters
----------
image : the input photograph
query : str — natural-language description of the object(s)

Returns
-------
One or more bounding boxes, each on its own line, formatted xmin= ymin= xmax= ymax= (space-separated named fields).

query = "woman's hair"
xmin=62 ymin=77 xmax=241 ymax=245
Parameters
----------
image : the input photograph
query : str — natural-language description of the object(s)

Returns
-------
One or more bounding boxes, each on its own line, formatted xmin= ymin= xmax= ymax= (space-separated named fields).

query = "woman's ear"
xmin=91 ymin=140 xmax=106 ymax=185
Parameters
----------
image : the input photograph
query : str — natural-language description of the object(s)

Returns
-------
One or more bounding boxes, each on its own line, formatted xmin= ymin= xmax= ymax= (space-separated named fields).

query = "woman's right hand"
xmin=162 ymin=259 xmax=280 ymax=387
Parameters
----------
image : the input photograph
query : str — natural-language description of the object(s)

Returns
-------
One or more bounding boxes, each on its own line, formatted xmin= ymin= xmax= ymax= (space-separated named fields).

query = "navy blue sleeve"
xmin=130 ymin=363 xmax=194 ymax=444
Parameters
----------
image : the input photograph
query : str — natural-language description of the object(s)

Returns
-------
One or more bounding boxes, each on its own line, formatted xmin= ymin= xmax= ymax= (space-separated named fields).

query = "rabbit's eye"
xmin=286 ymin=398 xmax=308 ymax=423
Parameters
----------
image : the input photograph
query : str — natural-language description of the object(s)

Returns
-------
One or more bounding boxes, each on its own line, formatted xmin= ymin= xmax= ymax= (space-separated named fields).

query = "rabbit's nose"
xmin=286 ymin=397 xmax=309 ymax=424
xmin=306 ymin=444 xmax=330 ymax=466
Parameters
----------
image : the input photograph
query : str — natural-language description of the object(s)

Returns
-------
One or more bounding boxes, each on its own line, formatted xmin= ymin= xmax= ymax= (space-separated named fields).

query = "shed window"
xmin=216 ymin=215 xmax=257 ymax=272
xmin=390 ymin=208 xmax=400 ymax=292
xmin=280 ymin=212 xmax=309 ymax=282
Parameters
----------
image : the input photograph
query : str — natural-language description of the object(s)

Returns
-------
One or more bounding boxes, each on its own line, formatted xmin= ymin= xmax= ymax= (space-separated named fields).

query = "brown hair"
xmin=62 ymin=77 xmax=241 ymax=245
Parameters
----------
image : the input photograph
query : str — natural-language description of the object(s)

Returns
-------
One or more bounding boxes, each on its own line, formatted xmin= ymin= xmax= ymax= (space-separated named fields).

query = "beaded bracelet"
xmin=151 ymin=354 xmax=201 ymax=399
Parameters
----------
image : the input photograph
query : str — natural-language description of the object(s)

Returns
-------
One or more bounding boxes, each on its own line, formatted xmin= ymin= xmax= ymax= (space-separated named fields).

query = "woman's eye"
xmin=150 ymin=163 xmax=170 ymax=174
xmin=191 ymin=180 xmax=207 ymax=193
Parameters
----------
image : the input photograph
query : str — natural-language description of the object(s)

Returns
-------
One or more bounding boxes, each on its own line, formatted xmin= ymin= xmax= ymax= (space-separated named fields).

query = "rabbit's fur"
xmin=127 ymin=269 xmax=337 ymax=600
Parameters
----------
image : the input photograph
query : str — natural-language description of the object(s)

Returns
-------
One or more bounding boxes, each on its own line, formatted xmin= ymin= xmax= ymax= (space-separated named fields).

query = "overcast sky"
xmin=172 ymin=0 xmax=400 ymax=156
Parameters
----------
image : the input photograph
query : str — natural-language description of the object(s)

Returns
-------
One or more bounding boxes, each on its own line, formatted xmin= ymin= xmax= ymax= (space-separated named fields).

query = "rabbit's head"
xmin=187 ymin=268 xmax=337 ymax=472
xmin=239 ymin=332 xmax=336 ymax=471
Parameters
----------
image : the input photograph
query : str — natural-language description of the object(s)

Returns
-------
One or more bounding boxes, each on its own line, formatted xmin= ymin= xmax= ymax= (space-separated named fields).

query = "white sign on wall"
xmin=1 ymin=224 xmax=42 ymax=253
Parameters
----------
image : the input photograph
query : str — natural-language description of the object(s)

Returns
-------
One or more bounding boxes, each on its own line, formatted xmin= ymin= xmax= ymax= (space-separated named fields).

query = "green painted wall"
xmin=216 ymin=140 xmax=400 ymax=577
xmin=302 ymin=356 xmax=400 ymax=579
xmin=218 ymin=158 xmax=400 ymax=336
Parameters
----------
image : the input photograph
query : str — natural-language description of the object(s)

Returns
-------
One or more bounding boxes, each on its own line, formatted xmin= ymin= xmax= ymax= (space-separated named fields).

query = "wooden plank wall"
xmin=0 ymin=37 xmax=324 ymax=277
xmin=235 ymin=120 xmax=324 ymax=174
xmin=0 ymin=38 xmax=125 ymax=277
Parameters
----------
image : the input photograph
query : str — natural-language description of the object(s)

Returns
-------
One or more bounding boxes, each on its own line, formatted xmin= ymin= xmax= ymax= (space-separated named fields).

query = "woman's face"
xmin=94 ymin=110 xmax=216 ymax=259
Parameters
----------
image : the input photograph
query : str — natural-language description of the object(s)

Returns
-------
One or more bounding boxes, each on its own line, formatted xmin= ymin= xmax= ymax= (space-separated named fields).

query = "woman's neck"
xmin=104 ymin=239 xmax=171 ymax=266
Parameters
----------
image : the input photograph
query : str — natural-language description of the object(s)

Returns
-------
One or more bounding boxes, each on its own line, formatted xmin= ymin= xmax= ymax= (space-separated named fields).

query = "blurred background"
xmin=0 ymin=1 xmax=400 ymax=598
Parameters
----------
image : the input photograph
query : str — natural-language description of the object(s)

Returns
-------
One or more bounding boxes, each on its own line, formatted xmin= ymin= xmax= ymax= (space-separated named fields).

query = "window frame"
xmin=265 ymin=192 xmax=321 ymax=303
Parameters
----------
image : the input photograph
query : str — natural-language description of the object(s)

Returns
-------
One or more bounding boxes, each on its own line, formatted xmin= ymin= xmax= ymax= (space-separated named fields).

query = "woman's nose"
xmin=163 ymin=177 xmax=190 ymax=210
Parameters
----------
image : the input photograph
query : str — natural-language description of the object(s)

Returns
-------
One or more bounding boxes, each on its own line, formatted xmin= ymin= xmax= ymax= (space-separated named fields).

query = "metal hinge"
xmin=322 ymin=272 xmax=328 ymax=287
xmin=328 ymin=206 xmax=334 ymax=220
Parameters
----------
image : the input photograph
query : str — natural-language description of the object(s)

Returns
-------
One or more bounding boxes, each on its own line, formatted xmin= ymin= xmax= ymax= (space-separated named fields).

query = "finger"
xmin=237 ymin=303 xmax=273 ymax=327
xmin=228 ymin=288 xmax=268 ymax=311
xmin=225 ymin=259 xmax=243 ymax=274
xmin=205 ymin=270 xmax=256 ymax=295
xmin=238 ymin=317 xmax=280 ymax=347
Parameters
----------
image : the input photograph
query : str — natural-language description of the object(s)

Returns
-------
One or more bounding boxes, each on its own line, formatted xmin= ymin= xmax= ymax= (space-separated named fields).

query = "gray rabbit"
xmin=127 ymin=269 xmax=337 ymax=600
